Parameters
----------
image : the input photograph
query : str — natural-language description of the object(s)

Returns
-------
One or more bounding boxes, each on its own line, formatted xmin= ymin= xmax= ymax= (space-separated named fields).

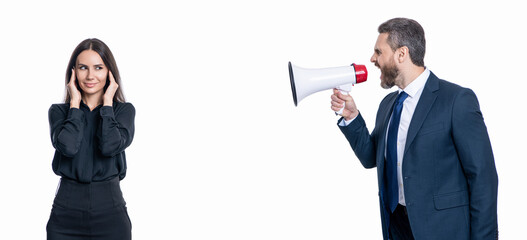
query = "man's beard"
xmin=379 ymin=61 xmax=399 ymax=89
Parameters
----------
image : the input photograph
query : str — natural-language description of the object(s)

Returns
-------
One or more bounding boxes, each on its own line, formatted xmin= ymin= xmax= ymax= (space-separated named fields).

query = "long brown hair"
xmin=64 ymin=38 xmax=126 ymax=103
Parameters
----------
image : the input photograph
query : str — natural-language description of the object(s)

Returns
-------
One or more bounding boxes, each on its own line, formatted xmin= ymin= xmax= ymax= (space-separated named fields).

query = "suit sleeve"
xmin=452 ymin=89 xmax=498 ymax=239
xmin=48 ymin=105 xmax=85 ymax=157
xmin=338 ymin=113 xmax=377 ymax=168
xmin=98 ymin=103 xmax=135 ymax=157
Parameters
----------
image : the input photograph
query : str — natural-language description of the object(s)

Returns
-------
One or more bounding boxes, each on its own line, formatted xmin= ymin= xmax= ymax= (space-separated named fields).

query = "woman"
xmin=47 ymin=38 xmax=135 ymax=240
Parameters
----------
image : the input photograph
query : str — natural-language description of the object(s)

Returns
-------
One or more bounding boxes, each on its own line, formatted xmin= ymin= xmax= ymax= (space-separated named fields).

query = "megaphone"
xmin=288 ymin=62 xmax=368 ymax=115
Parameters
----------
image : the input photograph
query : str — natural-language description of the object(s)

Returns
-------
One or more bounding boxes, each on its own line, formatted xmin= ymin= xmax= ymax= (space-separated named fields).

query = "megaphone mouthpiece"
xmin=352 ymin=64 xmax=368 ymax=84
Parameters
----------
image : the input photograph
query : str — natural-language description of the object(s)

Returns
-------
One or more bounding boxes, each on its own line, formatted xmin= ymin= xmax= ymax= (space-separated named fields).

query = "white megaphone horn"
xmin=288 ymin=61 xmax=368 ymax=115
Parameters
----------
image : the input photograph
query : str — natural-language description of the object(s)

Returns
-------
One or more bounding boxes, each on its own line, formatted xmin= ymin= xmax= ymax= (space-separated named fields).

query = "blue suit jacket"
xmin=339 ymin=72 xmax=498 ymax=239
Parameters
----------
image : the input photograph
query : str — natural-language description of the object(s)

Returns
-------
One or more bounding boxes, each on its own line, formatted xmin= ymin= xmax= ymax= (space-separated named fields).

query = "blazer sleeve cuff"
xmin=338 ymin=113 xmax=366 ymax=132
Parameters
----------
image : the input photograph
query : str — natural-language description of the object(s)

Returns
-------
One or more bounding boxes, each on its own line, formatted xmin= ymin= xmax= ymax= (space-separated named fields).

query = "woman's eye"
xmin=79 ymin=66 xmax=87 ymax=70
xmin=96 ymin=66 xmax=104 ymax=70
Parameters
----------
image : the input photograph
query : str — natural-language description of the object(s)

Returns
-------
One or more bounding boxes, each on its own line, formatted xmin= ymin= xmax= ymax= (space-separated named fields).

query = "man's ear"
xmin=397 ymin=46 xmax=409 ymax=63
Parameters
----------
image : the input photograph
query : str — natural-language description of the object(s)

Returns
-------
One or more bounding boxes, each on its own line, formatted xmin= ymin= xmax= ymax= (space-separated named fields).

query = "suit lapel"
xmin=379 ymin=93 xmax=398 ymax=152
xmin=377 ymin=92 xmax=398 ymax=186
xmin=404 ymin=72 xmax=440 ymax=155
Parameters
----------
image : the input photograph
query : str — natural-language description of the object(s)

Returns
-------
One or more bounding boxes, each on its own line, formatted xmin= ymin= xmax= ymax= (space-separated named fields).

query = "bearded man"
xmin=331 ymin=18 xmax=498 ymax=240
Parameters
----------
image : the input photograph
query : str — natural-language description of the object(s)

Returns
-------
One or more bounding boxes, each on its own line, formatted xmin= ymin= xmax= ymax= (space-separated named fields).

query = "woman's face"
xmin=75 ymin=50 xmax=108 ymax=97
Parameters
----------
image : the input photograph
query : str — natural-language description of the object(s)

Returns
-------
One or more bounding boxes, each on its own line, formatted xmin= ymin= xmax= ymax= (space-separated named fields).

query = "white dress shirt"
xmin=340 ymin=68 xmax=430 ymax=206
xmin=389 ymin=68 xmax=429 ymax=205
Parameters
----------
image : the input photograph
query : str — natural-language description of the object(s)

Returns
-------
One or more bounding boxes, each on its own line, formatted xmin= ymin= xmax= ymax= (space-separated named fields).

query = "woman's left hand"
xmin=103 ymin=71 xmax=119 ymax=106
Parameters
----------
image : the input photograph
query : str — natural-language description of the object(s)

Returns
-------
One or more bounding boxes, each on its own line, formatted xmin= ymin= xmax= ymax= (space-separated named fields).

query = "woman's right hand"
xmin=68 ymin=68 xmax=82 ymax=109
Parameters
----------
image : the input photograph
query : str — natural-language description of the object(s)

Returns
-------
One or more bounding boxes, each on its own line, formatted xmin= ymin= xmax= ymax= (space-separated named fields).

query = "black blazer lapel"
xmin=404 ymin=72 xmax=440 ymax=155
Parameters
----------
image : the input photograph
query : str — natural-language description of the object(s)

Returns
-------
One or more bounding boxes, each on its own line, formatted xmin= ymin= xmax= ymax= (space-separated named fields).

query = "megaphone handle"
xmin=335 ymin=89 xmax=349 ymax=116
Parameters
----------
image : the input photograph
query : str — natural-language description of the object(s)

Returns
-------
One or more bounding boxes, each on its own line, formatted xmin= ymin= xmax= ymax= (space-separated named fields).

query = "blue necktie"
xmin=386 ymin=91 xmax=408 ymax=213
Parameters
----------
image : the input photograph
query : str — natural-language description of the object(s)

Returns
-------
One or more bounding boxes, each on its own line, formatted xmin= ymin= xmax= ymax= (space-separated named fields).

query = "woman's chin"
xmin=81 ymin=88 xmax=104 ymax=96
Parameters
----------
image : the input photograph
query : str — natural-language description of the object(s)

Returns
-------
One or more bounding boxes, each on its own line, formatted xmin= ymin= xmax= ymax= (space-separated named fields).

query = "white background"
xmin=0 ymin=0 xmax=525 ymax=239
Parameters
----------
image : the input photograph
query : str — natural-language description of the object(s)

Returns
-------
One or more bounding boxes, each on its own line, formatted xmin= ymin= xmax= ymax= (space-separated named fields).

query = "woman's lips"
xmin=85 ymin=82 xmax=97 ymax=88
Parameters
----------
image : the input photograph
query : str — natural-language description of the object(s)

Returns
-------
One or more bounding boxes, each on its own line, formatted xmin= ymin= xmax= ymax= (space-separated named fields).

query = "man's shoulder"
xmin=438 ymin=78 xmax=465 ymax=91
xmin=429 ymin=72 xmax=472 ymax=95
xmin=427 ymin=74 xmax=480 ymax=108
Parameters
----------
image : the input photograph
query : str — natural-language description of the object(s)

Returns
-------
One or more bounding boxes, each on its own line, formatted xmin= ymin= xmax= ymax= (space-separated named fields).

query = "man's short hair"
xmin=378 ymin=18 xmax=426 ymax=67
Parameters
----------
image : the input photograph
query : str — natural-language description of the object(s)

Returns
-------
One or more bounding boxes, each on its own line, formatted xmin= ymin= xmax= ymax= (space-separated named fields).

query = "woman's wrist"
xmin=70 ymin=99 xmax=81 ymax=109
xmin=103 ymin=97 xmax=113 ymax=106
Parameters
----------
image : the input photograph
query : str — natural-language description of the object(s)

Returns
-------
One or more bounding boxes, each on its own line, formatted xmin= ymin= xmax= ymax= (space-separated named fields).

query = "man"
xmin=331 ymin=18 xmax=498 ymax=239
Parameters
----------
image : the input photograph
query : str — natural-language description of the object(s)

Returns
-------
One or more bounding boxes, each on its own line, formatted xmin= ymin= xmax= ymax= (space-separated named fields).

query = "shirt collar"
xmin=399 ymin=67 xmax=430 ymax=98
xmin=80 ymin=100 xmax=103 ymax=111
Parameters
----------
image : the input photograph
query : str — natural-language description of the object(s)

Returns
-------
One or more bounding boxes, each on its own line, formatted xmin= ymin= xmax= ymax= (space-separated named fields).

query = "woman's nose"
xmin=87 ymin=70 xmax=94 ymax=79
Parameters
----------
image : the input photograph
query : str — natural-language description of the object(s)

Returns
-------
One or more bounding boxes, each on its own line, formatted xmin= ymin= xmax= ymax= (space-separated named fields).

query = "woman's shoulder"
xmin=48 ymin=103 xmax=76 ymax=119
xmin=49 ymin=103 xmax=70 ymax=112
xmin=113 ymin=101 xmax=134 ymax=108
xmin=113 ymin=101 xmax=135 ymax=114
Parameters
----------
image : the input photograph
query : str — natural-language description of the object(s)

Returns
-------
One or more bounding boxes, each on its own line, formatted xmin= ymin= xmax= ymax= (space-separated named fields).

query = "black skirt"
xmin=46 ymin=177 xmax=132 ymax=240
